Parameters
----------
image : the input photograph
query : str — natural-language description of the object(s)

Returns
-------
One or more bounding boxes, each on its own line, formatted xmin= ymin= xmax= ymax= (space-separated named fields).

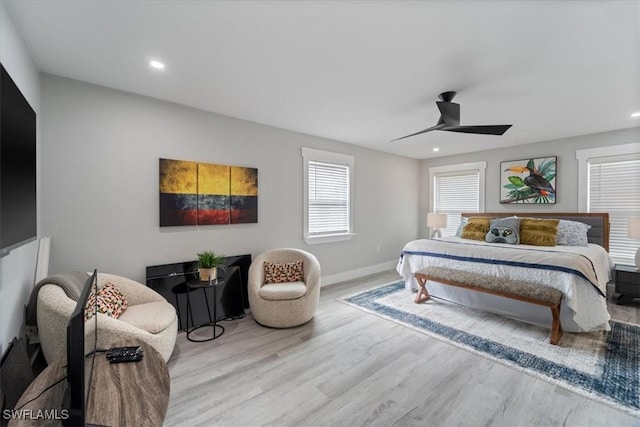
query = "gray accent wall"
xmin=419 ymin=127 xmax=640 ymax=238
xmin=40 ymin=74 xmax=421 ymax=283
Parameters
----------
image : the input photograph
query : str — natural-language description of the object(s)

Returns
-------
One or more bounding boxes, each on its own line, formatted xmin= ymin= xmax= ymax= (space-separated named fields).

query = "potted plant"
xmin=197 ymin=250 xmax=225 ymax=282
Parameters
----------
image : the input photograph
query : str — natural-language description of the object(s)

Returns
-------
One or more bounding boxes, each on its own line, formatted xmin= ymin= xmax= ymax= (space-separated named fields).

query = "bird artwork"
xmin=501 ymin=157 xmax=556 ymax=204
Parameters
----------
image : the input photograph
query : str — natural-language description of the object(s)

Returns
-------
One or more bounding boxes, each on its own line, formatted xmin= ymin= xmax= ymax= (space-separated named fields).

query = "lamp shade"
xmin=629 ymin=217 xmax=640 ymax=240
xmin=427 ymin=213 xmax=447 ymax=229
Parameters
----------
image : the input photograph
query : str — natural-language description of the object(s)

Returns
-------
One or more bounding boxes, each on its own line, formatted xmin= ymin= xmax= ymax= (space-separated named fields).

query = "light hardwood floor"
xmin=165 ymin=270 xmax=640 ymax=427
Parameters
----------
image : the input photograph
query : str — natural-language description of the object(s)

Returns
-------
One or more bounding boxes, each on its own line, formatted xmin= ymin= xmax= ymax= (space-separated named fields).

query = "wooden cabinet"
xmin=10 ymin=342 xmax=168 ymax=427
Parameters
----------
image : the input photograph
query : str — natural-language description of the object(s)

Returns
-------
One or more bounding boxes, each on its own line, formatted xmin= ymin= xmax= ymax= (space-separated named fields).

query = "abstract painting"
xmin=159 ymin=159 xmax=198 ymax=226
xmin=198 ymin=163 xmax=230 ymax=225
xmin=159 ymin=158 xmax=258 ymax=226
xmin=500 ymin=156 xmax=556 ymax=204
xmin=230 ymin=166 xmax=258 ymax=224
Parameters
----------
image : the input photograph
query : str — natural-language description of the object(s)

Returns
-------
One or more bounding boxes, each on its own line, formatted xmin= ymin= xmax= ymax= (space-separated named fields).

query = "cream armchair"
xmin=37 ymin=272 xmax=177 ymax=363
xmin=248 ymin=248 xmax=321 ymax=328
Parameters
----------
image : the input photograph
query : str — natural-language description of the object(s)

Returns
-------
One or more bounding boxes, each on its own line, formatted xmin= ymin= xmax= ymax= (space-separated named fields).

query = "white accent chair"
xmin=248 ymin=248 xmax=321 ymax=328
xmin=37 ymin=273 xmax=178 ymax=363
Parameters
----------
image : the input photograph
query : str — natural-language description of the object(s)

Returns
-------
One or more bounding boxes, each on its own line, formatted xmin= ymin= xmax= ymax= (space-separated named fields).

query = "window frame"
xmin=302 ymin=147 xmax=356 ymax=245
xmin=576 ymin=142 xmax=640 ymax=264
xmin=576 ymin=142 xmax=640 ymax=210
xmin=428 ymin=161 xmax=486 ymax=237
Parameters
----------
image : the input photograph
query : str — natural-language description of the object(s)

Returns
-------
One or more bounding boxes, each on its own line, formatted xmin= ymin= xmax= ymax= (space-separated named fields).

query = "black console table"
xmin=146 ymin=254 xmax=251 ymax=331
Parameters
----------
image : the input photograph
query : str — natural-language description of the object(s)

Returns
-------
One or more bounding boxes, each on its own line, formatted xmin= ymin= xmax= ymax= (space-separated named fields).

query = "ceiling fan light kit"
xmin=393 ymin=91 xmax=513 ymax=142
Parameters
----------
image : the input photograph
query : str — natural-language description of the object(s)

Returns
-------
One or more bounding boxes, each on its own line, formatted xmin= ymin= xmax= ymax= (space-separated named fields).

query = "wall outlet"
xmin=376 ymin=245 xmax=381 ymax=253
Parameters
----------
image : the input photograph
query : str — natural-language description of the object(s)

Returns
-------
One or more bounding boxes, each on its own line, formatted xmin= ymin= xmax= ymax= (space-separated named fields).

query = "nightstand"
xmin=614 ymin=264 xmax=640 ymax=304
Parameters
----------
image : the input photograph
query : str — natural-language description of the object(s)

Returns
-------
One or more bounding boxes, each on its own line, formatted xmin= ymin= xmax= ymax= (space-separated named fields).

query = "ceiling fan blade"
xmin=443 ymin=124 xmax=512 ymax=135
xmin=391 ymin=123 xmax=446 ymax=142
xmin=436 ymin=101 xmax=460 ymax=127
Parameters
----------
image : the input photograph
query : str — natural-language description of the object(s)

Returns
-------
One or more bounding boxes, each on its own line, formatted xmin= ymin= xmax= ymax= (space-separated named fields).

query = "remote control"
xmin=109 ymin=352 xmax=143 ymax=363
xmin=106 ymin=346 xmax=141 ymax=359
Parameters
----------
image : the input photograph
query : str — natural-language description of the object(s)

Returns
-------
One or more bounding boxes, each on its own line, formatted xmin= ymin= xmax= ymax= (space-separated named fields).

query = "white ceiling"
xmin=5 ymin=0 xmax=640 ymax=159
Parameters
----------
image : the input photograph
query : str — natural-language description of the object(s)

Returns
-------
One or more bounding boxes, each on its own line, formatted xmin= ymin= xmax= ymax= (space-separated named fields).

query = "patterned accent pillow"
xmin=461 ymin=217 xmax=491 ymax=241
xmin=264 ymin=260 xmax=304 ymax=284
xmin=485 ymin=217 xmax=520 ymax=244
xmin=556 ymin=219 xmax=591 ymax=246
xmin=520 ymin=218 xmax=559 ymax=246
xmin=84 ymin=282 xmax=128 ymax=320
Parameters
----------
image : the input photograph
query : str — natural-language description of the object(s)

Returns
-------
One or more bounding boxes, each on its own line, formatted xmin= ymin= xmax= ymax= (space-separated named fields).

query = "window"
xmin=302 ymin=147 xmax=355 ymax=244
xmin=577 ymin=143 xmax=640 ymax=264
xmin=429 ymin=162 xmax=486 ymax=237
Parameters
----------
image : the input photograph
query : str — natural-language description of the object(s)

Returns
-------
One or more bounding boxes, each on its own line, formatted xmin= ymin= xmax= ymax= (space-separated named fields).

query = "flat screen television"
xmin=0 ymin=63 xmax=37 ymax=256
xmin=62 ymin=270 xmax=98 ymax=426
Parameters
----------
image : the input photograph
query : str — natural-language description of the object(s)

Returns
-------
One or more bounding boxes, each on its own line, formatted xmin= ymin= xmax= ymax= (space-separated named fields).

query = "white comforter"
xmin=396 ymin=237 xmax=614 ymax=332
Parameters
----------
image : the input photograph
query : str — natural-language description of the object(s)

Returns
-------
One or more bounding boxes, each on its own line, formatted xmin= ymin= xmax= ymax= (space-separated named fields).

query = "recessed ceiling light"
xmin=433 ymin=147 xmax=440 ymax=152
xmin=632 ymin=112 xmax=640 ymax=118
xmin=149 ymin=60 xmax=165 ymax=70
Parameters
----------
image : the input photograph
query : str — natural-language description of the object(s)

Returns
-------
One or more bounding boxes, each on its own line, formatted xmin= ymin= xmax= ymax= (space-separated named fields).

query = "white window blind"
xmin=302 ymin=147 xmax=355 ymax=244
xmin=433 ymin=170 xmax=480 ymax=237
xmin=588 ymin=154 xmax=640 ymax=264
xmin=308 ymin=161 xmax=350 ymax=236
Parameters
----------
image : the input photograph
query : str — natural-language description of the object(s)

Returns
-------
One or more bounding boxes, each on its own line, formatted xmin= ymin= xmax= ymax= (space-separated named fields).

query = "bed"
xmin=396 ymin=212 xmax=614 ymax=332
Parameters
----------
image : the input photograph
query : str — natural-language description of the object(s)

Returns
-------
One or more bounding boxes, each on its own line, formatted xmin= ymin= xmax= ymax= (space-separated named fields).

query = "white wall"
xmin=419 ymin=127 xmax=640 ymax=238
xmin=0 ymin=1 xmax=41 ymax=354
xmin=40 ymin=74 xmax=421 ymax=284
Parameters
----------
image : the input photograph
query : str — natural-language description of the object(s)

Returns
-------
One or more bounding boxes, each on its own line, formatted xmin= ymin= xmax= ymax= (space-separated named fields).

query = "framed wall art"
xmin=159 ymin=159 xmax=199 ymax=226
xmin=159 ymin=158 xmax=258 ymax=226
xmin=500 ymin=156 xmax=556 ymax=204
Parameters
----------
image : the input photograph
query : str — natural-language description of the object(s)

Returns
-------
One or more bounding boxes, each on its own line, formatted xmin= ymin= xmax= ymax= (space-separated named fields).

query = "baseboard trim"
xmin=321 ymin=260 xmax=397 ymax=287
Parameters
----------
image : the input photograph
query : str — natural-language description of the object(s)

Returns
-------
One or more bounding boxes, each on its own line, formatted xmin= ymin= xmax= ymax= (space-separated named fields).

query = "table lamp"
xmin=427 ymin=213 xmax=447 ymax=238
xmin=628 ymin=216 xmax=640 ymax=270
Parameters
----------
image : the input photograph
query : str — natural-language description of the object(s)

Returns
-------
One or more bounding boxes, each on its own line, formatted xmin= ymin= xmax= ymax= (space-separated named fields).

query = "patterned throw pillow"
xmin=264 ymin=260 xmax=304 ymax=284
xmin=84 ymin=282 xmax=128 ymax=320
xmin=519 ymin=218 xmax=559 ymax=246
xmin=461 ymin=217 xmax=491 ymax=241
xmin=556 ymin=219 xmax=591 ymax=246
xmin=485 ymin=217 xmax=520 ymax=244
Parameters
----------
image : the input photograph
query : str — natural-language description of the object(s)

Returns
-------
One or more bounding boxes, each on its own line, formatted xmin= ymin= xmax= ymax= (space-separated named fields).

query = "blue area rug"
xmin=342 ymin=282 xmax=640 ymax=417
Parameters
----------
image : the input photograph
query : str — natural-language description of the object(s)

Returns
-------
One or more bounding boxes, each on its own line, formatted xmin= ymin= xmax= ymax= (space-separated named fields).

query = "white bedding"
xmin=396 ymin=237 xmax=614 ymax=332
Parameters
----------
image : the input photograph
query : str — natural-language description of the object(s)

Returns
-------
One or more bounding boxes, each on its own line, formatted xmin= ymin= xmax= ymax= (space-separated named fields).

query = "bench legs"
xmin=414 ymin=276 xmax=430 ymax=304
xmin=549 ymin=303 xmax=563 ymax=345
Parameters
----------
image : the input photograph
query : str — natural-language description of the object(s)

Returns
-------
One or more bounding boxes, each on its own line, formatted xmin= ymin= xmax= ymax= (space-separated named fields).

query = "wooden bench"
xmin=414 ymin=267 xmax=563 ymax=345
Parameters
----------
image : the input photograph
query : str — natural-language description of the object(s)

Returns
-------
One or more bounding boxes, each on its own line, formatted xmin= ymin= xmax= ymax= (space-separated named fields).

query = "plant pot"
xmin=199 ymin=267 xmax=217 ymax=282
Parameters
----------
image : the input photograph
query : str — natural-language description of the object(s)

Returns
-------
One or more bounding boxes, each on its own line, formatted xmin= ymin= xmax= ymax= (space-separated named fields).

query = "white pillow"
xmin=455 ymin=217 xmax=469 ymax=236
xmin=556 ymin=219 xmax=591 ymax=246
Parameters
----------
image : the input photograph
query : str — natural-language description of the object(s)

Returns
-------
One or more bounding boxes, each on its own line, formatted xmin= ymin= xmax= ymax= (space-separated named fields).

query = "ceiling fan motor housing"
xmin=438 ymin=91 xmax=457 ymax=102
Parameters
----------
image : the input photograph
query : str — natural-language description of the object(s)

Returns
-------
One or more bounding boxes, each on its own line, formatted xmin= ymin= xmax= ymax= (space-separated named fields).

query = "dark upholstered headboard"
xmin=461 ymin=212 xmax=610 ymax=252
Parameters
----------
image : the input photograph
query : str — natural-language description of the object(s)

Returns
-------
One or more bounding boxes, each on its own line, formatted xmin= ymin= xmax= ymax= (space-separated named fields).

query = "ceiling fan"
xmin=392 ymin=91 xmax=512 ymax=142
